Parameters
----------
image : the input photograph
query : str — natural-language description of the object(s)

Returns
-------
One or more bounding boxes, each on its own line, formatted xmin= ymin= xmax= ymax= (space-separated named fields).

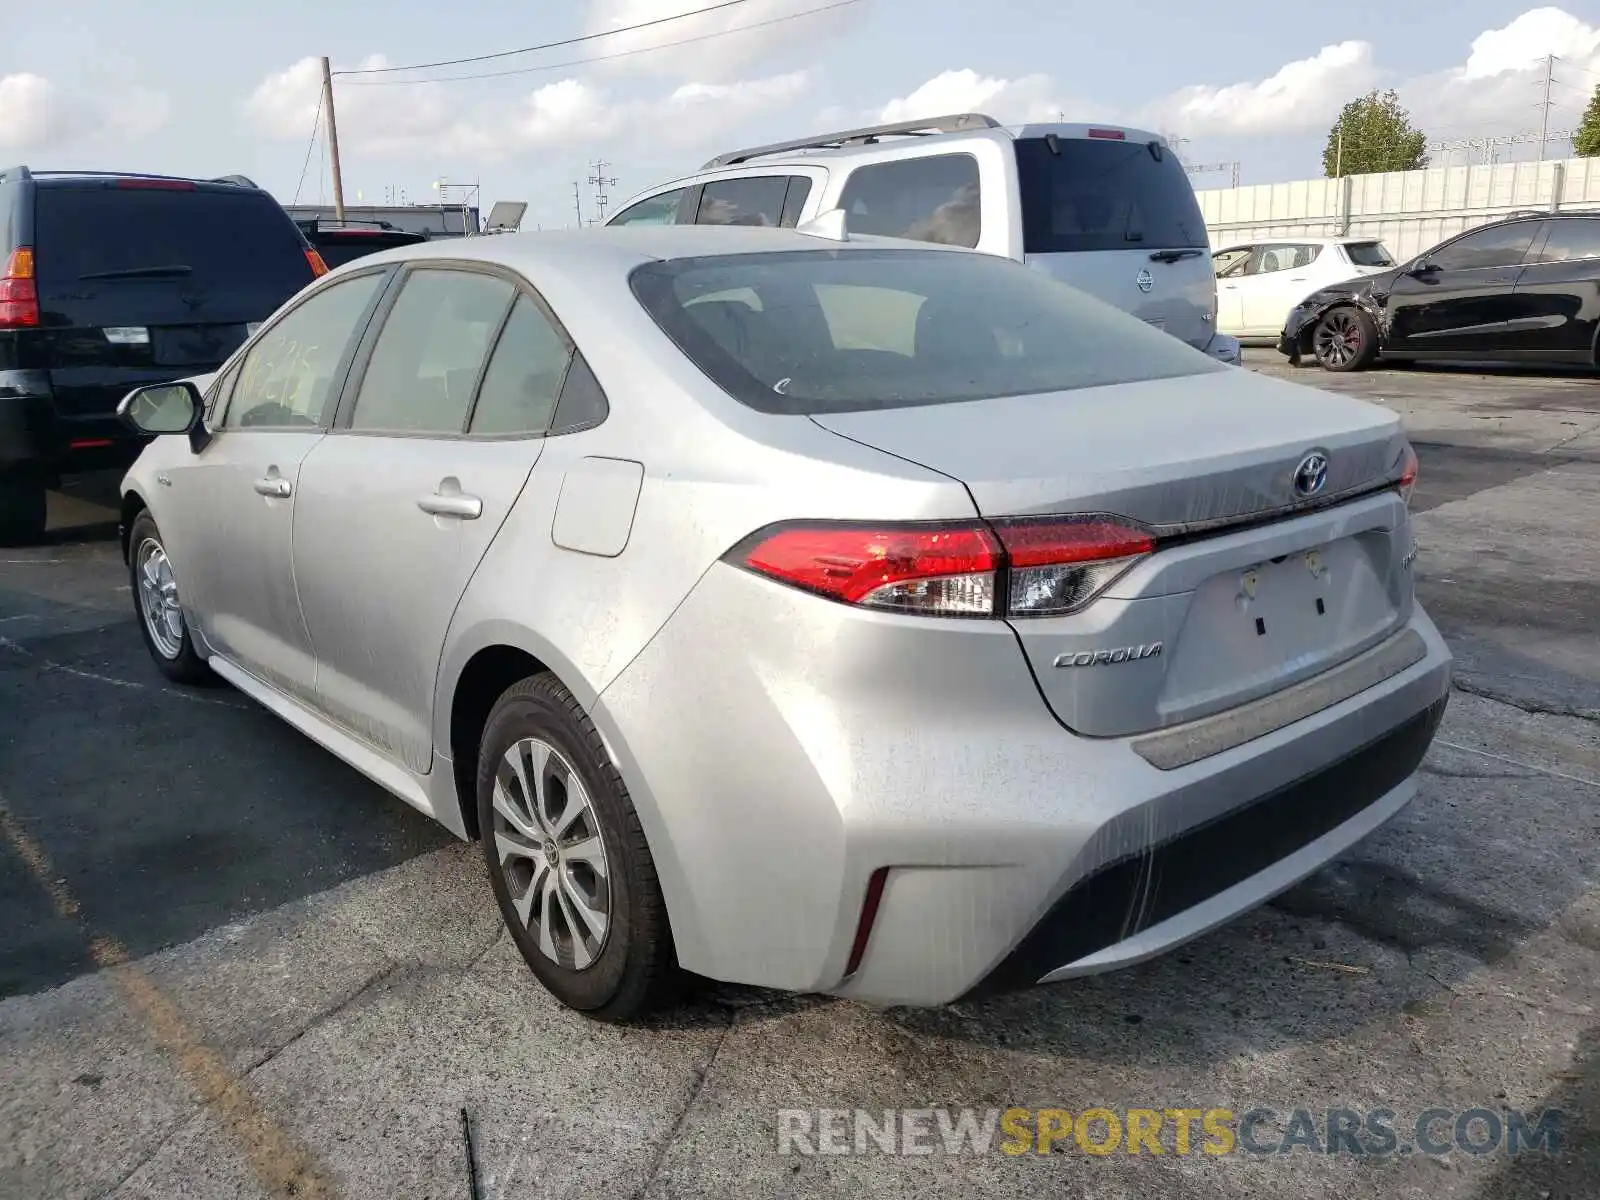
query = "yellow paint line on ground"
xmin=0 ymin=795 xmax=336 ymax=1199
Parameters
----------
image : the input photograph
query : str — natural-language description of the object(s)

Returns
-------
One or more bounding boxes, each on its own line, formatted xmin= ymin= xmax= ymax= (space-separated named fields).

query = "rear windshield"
xmin=629 ymin=248 xmax=1223 ymax=415
xmin=1345 ymin=241 xmax=1395 ymax=267
xmin=34 ymin=186 xmax=313 ymax=292
xmin=1014 ymin=137 xmax=1209 ymax=254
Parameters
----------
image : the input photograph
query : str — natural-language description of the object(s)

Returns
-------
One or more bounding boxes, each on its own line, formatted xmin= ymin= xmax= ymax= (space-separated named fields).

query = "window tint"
xmin=610 ymin=189 xmax=686 ymax=226
xmin=1345 ymin=241 xmax=1395 ymax=267
xmin=205 ymin=362 xmax=240 ymax=426
xmin=1213 ymin=248 xmax=1251 ymax=278
xmin=695 ymin=177 xmax=790 ymax=227
xmin=780 ymin=177 xmax=812 ymax=227
xmin=1429 ymin=222 xmax=1539 ymax=271
xmin=1531 ymin=219 xmax=1600 ymax=263
xmin=469 ymin=296 xmax=574 ymax=436
xmin=629 ymin=248 xmax=1221 ymax=416
xmin=351 ymin=269 xmax=515 ymax=434
xmin=34 ymin=186 xmax=313 ymax=295
xmin=1015 ymin=137 xmax=1207 ymax=253
xmin=838 ymin=155 xmax=981 ymax=248
xmin=550 ymin=353 xmax=609 ymax=434
xmin=224 ymin=273 xmax=383 ymax=429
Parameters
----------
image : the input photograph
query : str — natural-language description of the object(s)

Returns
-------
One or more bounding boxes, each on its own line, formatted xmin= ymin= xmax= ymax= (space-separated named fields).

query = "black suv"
xmin=297 ymin=218 xmax=428 ymax=270
xmin=0 ymin=168 xmax=326 ymax=542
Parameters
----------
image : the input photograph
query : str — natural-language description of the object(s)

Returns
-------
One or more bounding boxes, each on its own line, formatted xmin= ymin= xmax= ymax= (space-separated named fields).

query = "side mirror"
xmin=116 ymin=381 xmax=209 ymax=452
xmin=1407 ymin=259 xmax=1437 ymax=277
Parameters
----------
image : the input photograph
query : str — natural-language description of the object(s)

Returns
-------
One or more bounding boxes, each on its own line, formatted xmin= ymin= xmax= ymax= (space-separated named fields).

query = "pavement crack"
xmin=1452 ymin=678 xmax=1600 ymax=724
xmin=94 ymin=1108 xmax=198 ymax=1199
xmin=244 ymin=959 xmax=400 ymax=1076
xmin=632 ymin=1008 xmax=735 ymax=1200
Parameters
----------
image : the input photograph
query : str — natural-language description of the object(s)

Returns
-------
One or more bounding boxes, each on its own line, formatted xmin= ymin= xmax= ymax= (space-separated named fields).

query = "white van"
xmin=606 ymin=113 xmax=1241 ymax=365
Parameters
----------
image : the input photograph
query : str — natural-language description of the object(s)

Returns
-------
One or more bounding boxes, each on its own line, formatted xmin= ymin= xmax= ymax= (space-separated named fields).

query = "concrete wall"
xmin=1197 ymin=156 xmax=1600 ymax=261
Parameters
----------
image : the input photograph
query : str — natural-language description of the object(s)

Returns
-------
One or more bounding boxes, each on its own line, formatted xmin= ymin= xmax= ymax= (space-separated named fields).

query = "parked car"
xmin=606 ymin=113 xmax=1243 ymax=367
xmin=116 ymin=225 xmax=1449 ymax=1021
xmin=1279 ymin=212 xmax=1600 ymax=371
xmin=1213 ymin=237 xmax=1396 ymax=342
xmin=0 ymin=167 xmax=327 ymax=542
xmin=298 ymin=219 xmax=429 ymax=270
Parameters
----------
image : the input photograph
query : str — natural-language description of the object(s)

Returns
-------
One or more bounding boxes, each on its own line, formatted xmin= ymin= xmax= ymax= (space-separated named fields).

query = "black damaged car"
xmin=1279 ymin=211 xmax=1600 ymax=372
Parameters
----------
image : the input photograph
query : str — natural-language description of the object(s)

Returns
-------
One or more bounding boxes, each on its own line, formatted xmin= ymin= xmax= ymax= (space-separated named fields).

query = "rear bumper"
xmin=595 ymin=560 xmax=1454 ymax=1008
xmin=1203 ymin=332 xmax=1242 ymax=365
xmin=0 ymin=370 xmax=145 ymax=476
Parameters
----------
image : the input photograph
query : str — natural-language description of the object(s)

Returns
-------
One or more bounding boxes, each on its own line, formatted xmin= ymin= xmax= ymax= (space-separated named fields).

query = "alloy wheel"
xmin=1314 ymin=310 xmax=1362 ymax=367
xmin=135 ymin=538 xmax=185 ymax=660
xmin=491 ymin=737 xmax=613 ymax=970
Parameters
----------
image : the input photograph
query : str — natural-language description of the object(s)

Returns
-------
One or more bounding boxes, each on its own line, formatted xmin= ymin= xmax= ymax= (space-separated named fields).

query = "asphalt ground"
xmin=1 ymin=357 xmax=1598 ymax=1199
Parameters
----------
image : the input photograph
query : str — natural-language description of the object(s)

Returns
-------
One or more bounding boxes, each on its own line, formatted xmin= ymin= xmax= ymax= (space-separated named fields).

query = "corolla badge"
xmin=1293 ymin=451 xmax=1329 ymax=497
xmin=1136 ymin=268 xmax=1155 ymax=293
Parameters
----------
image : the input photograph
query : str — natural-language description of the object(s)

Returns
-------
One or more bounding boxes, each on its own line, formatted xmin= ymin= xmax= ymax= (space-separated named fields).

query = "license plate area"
xmin=1158 ymin=533 xmax=1400 ymax=718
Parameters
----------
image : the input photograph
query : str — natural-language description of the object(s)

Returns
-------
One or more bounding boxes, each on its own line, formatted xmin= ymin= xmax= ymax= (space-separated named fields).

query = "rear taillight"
xmin=1397 ymin=444 xmax=1418 ymax=506
xmin=1087 ymin=128 xmax=1127 ymax=140
xmin=0 ymin=247 xmax=40 ymax=329
xmin=306 ymin=249 xmax=330 ymax=277
xmin=730 ymin=516 xmax=1156 ymax=619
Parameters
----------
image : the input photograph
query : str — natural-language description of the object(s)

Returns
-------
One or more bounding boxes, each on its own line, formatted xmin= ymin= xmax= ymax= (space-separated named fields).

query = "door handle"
xmin=418 ymin=492 xmax=483 ymax=519
xmin=253 ymin=476 xmax=292 ymax=499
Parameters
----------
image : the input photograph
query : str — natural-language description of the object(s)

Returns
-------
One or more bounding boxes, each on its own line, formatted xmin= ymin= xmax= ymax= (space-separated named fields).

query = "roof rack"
xmin=700 ymin=112 xmax=1002 ymax=170
xmin=212 ymin=174 xmax=259 ymax=188
xmin=26 ymin=169 xmax=224 ymax=185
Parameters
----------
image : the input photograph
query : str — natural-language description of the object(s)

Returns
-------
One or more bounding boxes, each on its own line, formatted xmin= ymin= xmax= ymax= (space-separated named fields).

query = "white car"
xmin=1213 ymin=238 xmax=1397 ymax=343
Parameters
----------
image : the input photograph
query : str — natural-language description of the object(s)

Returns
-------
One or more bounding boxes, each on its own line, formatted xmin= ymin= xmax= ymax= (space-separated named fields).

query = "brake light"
xmin=730 ymin=515 xmax=1156 ymax=618
xmin=0 ymin=247 xmax=39 ymax=329
xmin=116 ymin=178 xmax=196 ymax=190
xmin=305 ymin=248 xmax=329 ymax=277
xmin=1088 ymin=128 xmax=1127 ymax=140
xmin=1397 ymin=443 xmax=1418 ymax=506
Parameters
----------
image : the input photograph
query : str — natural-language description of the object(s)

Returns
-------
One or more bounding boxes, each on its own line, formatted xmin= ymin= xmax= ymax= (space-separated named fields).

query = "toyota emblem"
xmin=1136 ymin=268 xmax=1155 ymax=293
xmin=1293 ymin=452 xmax=1329 ymax=497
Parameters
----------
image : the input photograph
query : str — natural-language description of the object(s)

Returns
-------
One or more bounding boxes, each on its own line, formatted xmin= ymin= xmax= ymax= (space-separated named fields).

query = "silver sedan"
xmin=116 ymin=223 xmax=1452 ymax=1021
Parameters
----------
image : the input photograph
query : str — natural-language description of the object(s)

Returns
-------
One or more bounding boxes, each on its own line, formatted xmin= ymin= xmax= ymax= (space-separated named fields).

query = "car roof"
xmin=1214 ymin=236 xmax=1387 ymax=251
xmin=337 ymin=224 xmax=976 ymax=275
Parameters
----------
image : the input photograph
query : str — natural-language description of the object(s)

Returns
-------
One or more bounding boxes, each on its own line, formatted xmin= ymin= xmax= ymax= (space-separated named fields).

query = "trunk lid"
xmin=812 ymin=369 xmax=1415 ymax=737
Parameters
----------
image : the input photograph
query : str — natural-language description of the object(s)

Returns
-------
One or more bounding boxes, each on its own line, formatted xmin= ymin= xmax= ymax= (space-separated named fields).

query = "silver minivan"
xmin=606 ymin=113 xmax=1241 ymax=365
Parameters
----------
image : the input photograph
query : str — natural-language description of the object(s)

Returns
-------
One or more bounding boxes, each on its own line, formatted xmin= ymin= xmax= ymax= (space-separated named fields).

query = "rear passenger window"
xmin=350 ymin=269 xmax=514 ymax=434
xmin=610 ymin=189 xmax=686 ymax=226
xmin=780 ymin=177 xmax=812 ymax=227
xmin=695 ymin=177 xmax=790 ymax=227
xmin=224 ymin=272 xmax=384 ymax=429
xmin=1532 ymin=219 xmax=1600 ymax=263
xmin=838 ymin=154 xmax=981 ymax=248
xmin=549 ymin=353 xmax=608 ymax=434
xmin=469 ymin=296 xmax=573 ymax=436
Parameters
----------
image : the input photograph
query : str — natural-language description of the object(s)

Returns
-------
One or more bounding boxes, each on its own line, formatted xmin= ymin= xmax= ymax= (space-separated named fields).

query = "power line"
xmin=293 ymin=87 xmax=324 ymax=205
xmin=332 ymin=0 xmax=759 ymax=76
xmin=338 ymin=0 xmax=863 ymax=87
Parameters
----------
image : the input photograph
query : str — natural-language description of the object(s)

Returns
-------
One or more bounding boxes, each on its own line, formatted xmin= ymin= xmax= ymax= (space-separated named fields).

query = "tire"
xmin=1312 ymin=306 xmax=1379 ymax=372
xmin=476 ymin=673 xmax=679 ymax=1021
xmin=0 ymin=470 xmax=48 ymax=546
xmin=128 ymin=511 xmax=213 ymax=684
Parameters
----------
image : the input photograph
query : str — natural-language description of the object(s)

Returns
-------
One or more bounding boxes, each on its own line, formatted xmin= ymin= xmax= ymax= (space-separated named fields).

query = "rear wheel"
xmin=0 ymin=470 xmax=48 ymax=546
xmin=129 ymin=511 xmax=212 ymax=684
xmin=476 ymin=673 xmax=679 ymax=1021
xmin=1312 ymin=307 xmax=1379 ymax=372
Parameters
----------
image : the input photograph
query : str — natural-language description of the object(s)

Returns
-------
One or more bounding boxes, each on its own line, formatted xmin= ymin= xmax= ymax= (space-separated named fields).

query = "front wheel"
xmin=1312 ymin=307 xmax=1379 ymax=372
xmin=476 ymin=673 xmax=679 ymax=1022
xmin=128 ymin=511 xmax=212 ymax=684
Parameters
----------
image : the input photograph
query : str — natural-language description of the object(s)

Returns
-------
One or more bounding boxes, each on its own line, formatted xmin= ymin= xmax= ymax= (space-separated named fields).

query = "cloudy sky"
xmin=3 ymin=2 xmax=1599 ymax=229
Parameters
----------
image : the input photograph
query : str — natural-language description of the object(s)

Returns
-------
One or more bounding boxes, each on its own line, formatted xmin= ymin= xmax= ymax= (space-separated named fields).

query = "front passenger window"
xmin=469 ymin=297 xmax=574 ymax=436
xmin=350 ymin=269 xmax=515 ymax=434
xmin=225 ymin=272 xmax=384 ymax=429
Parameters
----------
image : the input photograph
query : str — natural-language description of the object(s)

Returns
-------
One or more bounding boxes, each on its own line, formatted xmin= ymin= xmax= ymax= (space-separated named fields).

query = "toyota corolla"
xmin=115 ymin=223 xmax=1451 ymax=1021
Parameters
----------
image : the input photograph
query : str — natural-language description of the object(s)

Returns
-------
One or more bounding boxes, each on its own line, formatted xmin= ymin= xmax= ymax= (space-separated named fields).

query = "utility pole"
xmin=588 ymin=159 xmax=617 ymax=223
xmin=320 ymin=56 xmax=346 ymax=221
xmin=1537 ymin=54 xmax=1556 ymax=161
xmin=572 ymin=182 xmax=584 ymax=229
xmin=1334 ymin=125 xmax=1343 ymax=179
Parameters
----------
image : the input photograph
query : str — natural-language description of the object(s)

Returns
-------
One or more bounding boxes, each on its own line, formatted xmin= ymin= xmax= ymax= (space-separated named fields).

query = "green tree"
xmin=1323 ymin=89 xmax=1429 ymax=177
xmin=1576 ymin=83 xmax=1600 ymax=156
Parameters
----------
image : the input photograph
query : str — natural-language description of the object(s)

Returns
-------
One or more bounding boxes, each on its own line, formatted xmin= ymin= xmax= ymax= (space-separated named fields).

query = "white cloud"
xmin=877 ymin=69 xmax=1071 ymax=125
xmin=1144 ymin=41 xmax=1379 ymax=136
xmin=582 ymin=0 xmax=861 ymax=82
xmin=245 ymin=55 xmax=812 ymax=162
xmin=0 ymin=72 xmax=168 ymax=151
